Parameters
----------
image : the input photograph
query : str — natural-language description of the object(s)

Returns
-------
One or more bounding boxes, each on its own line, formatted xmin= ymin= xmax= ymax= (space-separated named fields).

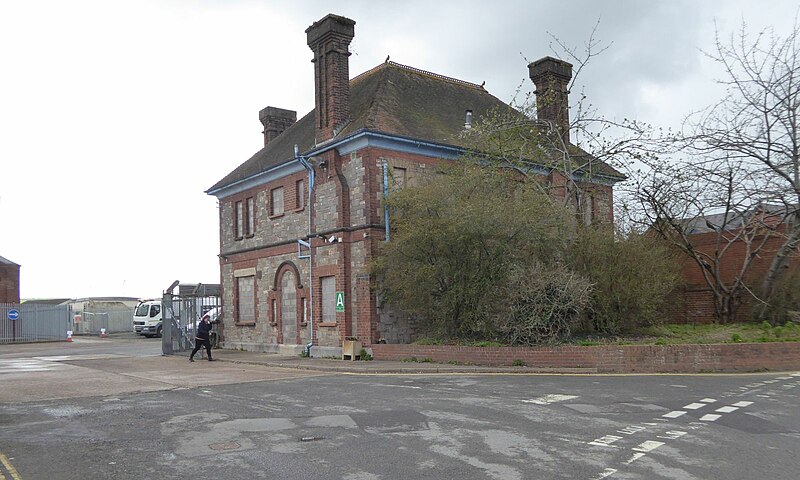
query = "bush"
xmin=758 ymin=269 xmax=800 ymax=325
xmin=568 ymin=227 xmax=682 ymax=334
xmin=497 ymin=263 xmax=593 ymax=345
xmin=373 ymin=163 xmax=573 ymax=342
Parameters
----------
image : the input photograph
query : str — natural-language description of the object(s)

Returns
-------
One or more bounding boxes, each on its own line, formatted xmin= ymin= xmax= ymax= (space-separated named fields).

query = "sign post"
xmin=8 ymin=309 xmax=19 ymax=342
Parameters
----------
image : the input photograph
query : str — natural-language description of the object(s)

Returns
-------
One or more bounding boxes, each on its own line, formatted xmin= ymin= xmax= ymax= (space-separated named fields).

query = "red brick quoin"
xmin=371 ymin=343 xmax=800 ymax=373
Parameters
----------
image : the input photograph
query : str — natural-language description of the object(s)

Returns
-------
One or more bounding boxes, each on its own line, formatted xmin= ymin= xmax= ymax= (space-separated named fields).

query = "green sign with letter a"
xmin=335 ymin=291 xmax=345 ymax=312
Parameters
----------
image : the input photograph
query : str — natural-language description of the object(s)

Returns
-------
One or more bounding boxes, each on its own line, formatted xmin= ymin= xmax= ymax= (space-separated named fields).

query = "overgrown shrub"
xmin=372 ymin=163 xmax=573 ymax=342
xmin=568 ymin=227 xmax=683 ymax=334
xmin=498 ymin=263 xmax=593 ymax=345
xmin=757 ymin=269 xmax=800 ymax=325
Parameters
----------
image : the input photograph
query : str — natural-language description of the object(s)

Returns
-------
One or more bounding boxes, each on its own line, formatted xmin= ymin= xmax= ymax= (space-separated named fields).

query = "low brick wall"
xmin=371 ymin=342 xmax=800 ymax=373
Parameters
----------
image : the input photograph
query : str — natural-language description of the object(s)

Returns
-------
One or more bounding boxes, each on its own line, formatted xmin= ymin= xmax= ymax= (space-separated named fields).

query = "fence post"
xmin=162 ymin=292 xmax=173 ymax=355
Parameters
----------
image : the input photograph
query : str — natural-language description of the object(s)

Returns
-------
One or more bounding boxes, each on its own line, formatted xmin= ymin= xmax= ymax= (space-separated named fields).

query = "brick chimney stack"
xmin=306 ymin=14 xmax=356 ymax=143
xmin=259 ymin=106 xmax=297 ymax=147
xmin=528 ymin=56 xmax=573 ymax=144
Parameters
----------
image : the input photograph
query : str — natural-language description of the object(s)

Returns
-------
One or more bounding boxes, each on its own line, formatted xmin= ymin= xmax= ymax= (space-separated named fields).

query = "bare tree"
xmin=683 ymin=20 xmax=800 ymax=319
xmin=458 ymin=20 xmax=651 ymax=219
xmin=632 ymin=155 xmax=783 ymax=323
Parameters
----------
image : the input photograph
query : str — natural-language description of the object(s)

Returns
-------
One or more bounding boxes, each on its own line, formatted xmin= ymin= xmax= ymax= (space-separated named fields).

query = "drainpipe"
xmin=295 ymin=145 xmax=316 ymax=356
xmin=382 ymin=160 xmax=390 ymax=242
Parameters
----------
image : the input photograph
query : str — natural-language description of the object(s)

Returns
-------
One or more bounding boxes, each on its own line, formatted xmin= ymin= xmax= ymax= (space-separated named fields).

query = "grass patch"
xmin=468 ymin=340 xmax=504 ymax=347
xmin=408 ymin=322 xmax=800 ymax=347
xmin=582 ymin=322 xmax=800 ymax=345
xmin=358 ymin=348 xmax=373 ymax=361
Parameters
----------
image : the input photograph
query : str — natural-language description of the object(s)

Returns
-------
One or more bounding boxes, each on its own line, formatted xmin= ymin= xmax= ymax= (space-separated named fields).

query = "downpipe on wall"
xmin=295 ymin=145 xmax=316 ymax=356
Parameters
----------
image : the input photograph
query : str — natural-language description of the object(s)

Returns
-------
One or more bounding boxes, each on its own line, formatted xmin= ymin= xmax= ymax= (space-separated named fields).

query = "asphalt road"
xmin=1 ymin=338 xmax=798 ymax=479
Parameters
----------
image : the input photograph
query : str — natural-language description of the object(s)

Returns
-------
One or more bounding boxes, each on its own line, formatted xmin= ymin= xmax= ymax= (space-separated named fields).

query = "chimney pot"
xmin=259 ymin=106 xmax=297 ymax=147
xmin=306 ymin=14 xmax=356 ymax=142
xmin=528 ymin=56 xmax=573 ymax=144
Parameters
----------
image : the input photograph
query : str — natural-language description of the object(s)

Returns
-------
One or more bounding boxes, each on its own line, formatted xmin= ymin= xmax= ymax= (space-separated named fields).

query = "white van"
xmin=133 ymin=300 xmax=163 ymax=337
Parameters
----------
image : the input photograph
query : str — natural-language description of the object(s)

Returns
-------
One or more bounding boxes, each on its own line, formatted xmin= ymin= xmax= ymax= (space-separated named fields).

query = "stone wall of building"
xmin=344 ymin=153 xmax=367 ymax=225
xmin=364 ymin=149 xmax=439 ymax=344
xmin=220 ymin=250 xmax=313 ymax=352
xmin=314 ymin=181 xmax=338 ymax=233
xmin=219 ymin=171 xmax=310 ymax=256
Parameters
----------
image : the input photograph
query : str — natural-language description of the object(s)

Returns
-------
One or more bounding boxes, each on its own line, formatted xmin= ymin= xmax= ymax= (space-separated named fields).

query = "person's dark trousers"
xmin=190 ymin=337 xmax=213 ymax=361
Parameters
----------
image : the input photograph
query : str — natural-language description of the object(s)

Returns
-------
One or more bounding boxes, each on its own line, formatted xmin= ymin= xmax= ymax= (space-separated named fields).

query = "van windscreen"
xmin=135 ymin=304 xmax=150 ymax=317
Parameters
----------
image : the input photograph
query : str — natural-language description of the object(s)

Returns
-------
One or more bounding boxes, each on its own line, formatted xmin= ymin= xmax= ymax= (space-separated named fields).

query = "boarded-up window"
xmin=321 ymin=276 xmax=336 ymax=324
xmin=301 ymin=297 xmax=308 ymax=324
xmin=246 ymin=197 xmax=255 ymax=235
xmin=271 ymin=187 xmax=284 ymax=216
xmin=296 ymin=179 xmax=305 ymax=209
xmin=234 ymin=201 xmax=243 ymax=238
xmin=237 ymin=276 xmax=255 ymax=323
xmin=583 ymin=194 xmax=593 ymax=226
xmin=392 ymin=167 xmax=407 ymax=191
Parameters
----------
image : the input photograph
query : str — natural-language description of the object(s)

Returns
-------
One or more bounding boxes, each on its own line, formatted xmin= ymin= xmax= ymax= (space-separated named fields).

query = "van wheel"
xmin=156 ymin=326 xmax=163 ymax=338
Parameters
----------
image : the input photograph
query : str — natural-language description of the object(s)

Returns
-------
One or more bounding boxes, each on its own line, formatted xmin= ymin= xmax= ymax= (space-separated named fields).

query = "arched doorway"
xmin=271 ymin=261 xmax=308 ymax=346
xmin=280 ymin=270 xmax=297 ymax=344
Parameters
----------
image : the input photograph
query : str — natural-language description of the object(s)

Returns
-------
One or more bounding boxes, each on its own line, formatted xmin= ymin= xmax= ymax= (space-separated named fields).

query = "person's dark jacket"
xmin=196 ymin=319 xmax=213 ymax=340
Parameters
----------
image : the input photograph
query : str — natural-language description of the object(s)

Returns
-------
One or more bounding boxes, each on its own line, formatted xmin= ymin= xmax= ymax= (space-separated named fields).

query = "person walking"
xmin=189 ymin=315 xmax=215 ymax=362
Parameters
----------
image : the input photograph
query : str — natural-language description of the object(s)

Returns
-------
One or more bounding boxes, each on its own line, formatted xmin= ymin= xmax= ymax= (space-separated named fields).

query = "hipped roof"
xmin=208 ymin=61 xmax=623 ymax=194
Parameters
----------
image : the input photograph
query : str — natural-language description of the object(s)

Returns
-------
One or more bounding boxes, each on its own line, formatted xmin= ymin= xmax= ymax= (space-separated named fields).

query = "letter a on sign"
xmin=335 ymin=291 xmax=345 ymax=312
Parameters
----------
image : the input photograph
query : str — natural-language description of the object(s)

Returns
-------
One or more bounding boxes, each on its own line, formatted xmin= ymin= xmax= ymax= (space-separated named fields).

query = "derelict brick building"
xmin=0 ymin=256 xmax=20 ymax=304
xmin=207 ymin=14 xmax=625 ymax=353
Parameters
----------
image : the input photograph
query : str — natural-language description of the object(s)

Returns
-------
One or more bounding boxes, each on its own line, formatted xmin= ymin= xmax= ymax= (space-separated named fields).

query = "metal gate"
xmin=161 ymin=281 xmax=221 ymax=356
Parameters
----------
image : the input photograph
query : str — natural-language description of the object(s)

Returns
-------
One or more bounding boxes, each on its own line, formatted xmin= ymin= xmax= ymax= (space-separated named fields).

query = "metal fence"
xmin=73 ymin=303 xmax=134 ymax=334
xmin=0 ymin=303 xmax=71 ymax=343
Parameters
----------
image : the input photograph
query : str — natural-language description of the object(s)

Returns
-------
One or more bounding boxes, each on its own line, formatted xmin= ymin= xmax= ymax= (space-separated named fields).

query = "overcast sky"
xmin=1 ymin=0 xmax=797 ymax=300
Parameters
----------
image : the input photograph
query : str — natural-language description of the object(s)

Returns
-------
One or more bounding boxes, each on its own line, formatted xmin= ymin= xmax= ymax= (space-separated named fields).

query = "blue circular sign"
xmin=8 ymin=309 xmax=19 ymax=321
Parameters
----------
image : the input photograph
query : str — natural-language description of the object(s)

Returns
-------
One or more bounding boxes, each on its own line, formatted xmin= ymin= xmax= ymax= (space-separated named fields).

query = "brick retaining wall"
xmin=371 ymin=342 xmax=800 ymax=373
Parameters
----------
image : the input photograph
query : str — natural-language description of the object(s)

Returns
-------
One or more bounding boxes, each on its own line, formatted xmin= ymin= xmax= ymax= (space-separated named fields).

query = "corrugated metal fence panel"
xmin=106 ymin=306 xmax=134 ymax=333
xmin=0 ymin=303 xmax=70 ymax=343
xmin=75 ymin=305 xmax=134 ymax=334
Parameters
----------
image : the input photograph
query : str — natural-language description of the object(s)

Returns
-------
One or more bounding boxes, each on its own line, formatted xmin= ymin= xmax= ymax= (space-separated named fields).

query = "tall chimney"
xmin=528 ymin=56 xmax=573 ymax=144
xmin=306 ymin=14 xmax=355 ymax=143
xmin=259 ymin=106 xmax=297 ymax=147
